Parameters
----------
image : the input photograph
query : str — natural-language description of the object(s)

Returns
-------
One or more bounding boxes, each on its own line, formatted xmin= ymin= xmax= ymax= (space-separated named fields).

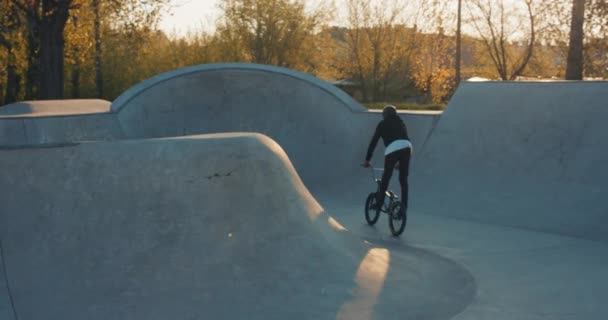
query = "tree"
xmin=11 ymin=0 xmax=78 ymax=99
xmin=216 ymin=0 xmax=329 ymax=68
xmin=409 ymin=0 xmax=456 ymax=103
xmin=455 ymin=0 xmax=462 ymax=85
xmin=566 ymin=0 xmax=608 ymax=79
xmin=0 ymin=0 xmax=23 ymax=104
xmin=566 ymin=0 xmax=585 ymax=79
xmin=343 ymin=0 xmax=417 ymax=102
xmin=101 ymin=0 xmax=169 ymax=98
xmin=64 ymin=0 xmax=97 ymax=99
xmin=538 ymin=0 xmax=607 ymax=79
xmin=583 ymin=0 xmax=608 ymax=78
xmin=467 ymin=0 xmax=536 ymax=80
xmin=92 ymin=0 xmax=103 ymax=97
xmin=65 ymin=0 xmax=170 ymax=99
xmin=412 ymin=31 xmax=455 ymax=103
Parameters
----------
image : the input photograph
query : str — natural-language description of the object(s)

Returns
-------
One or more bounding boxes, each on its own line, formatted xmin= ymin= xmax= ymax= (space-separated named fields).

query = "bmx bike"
xmin=363 ymin=166 xmax=407 ymax=236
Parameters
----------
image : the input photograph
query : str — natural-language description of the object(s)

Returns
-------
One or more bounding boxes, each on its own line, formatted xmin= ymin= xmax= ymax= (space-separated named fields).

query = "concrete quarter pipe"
xmin=1 ymin=64 xmax=607 ymax=319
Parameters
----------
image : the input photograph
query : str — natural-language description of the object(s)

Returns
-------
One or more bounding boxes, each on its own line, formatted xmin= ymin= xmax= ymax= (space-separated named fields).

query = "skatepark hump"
xmin=0 ymin=133 xmax=472 ymax=320
xmin=1 ymin=63 xmax=608 ymax=319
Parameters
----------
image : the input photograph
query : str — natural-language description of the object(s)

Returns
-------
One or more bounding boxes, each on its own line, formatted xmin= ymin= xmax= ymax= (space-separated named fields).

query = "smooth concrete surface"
xmin=324 ymin=203 xmax=608 ymax=320
xmin=1 ymin=64 xmax=607 ymax=319
xmin=0 ymin=113 xmax=124 ymax=147
xmin=0 ymin=246 xmax=16 ymax=320
xmin=0 ymin=99 xmax=111 ymax=117
xmin=111 ymin=64 xmax=363 ymax=114
xmin=411 ymin=81 xmax=608 ymax=241
xmin=111 ymin=63 xmax=439 ymax=186
xmin=315 ymin=179 xmax=608 ymax=320
xmin=0 ymin=99 xmax=123 ymax=147
xmin=0 ymin=64 xmax=438 ymax=181
xmin=0 ymin=134 xmax=473 ymax=320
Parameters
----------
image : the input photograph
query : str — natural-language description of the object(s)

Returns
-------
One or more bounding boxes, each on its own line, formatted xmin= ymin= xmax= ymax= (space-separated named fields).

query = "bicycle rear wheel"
xmin=388 ymin=201 xmax=406 ymax=236
xmin=364 ymin=192 xmax=380 ymax=225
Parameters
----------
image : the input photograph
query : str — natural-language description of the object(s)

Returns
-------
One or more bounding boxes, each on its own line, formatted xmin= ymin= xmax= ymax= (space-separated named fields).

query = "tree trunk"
xmin=38 ymin=20 xmax=66 ymax=99
xmin=455 ymin=0 xmax=462 ymax=85
xmin=566 ymin=0 xmax=585 ymax=80
xmin=93 ymin=0 xmax=104 ymax=98
xmin=5 ymin=48 xmax=19 ymax=104
xmin=38 ymin=8 xmax=68 ymax=99
xmin=510 ymin=0 xmax=535 ymax=80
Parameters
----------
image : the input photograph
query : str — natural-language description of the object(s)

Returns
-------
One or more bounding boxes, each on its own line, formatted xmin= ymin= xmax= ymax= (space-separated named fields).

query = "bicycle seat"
xmin=386 ymin=191 xmax=398 ymax=199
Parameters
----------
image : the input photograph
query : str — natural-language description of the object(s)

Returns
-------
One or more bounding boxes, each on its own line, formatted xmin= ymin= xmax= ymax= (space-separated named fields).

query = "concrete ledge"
xmin=112 ymin=63 xmax=366 ymax=113
xmin=0 ymin=100 xmax=111 ymax=119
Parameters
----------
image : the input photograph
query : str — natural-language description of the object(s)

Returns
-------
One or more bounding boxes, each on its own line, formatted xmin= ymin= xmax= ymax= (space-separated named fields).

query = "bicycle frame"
xmin=363 ymin=164 xmax=407 ymax=236
xmin=367 ymin=166 xmax=397 ymax=213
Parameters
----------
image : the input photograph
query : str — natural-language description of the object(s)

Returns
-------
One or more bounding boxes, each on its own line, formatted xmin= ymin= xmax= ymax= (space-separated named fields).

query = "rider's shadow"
xmin=311 ymin=209 xmax=476 ymax=320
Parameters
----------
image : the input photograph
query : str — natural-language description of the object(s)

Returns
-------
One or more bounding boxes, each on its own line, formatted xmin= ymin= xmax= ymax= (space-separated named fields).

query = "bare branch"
xmin=510 ymin=0 xmax=535 ymax=79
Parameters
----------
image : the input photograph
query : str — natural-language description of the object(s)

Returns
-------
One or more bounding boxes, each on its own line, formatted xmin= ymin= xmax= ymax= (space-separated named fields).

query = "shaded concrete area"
xmin=0 ymin=244 xmax=16 ymax=320
xmin=319 ymin=197 xmax=608 ymax=320
xmin=0 ymin=134 xmax=473 ymax=320
xmin=0 ymin=64 xmax=607 ymax=319
xmin=0 ymin=64 xmax=439 ymax=182
xmin=0 ymin=99 xmax=122 ymax=147
xmin=0 ymin=99 xmax=111 ymax=117
xmin=0 ymin=113 xmax=123 ymax=147
xmin=411 ymin=81 xmax=608 ymax=241
xmin=110 ymin=63 xmax=439 ymax=186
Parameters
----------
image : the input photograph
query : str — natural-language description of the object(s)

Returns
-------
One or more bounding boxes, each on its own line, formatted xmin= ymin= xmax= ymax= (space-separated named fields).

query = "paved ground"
xmin=1 ymin=64 xmax=607 ymax=319
xmin=0 ymin=134 xmax=473 ymax=320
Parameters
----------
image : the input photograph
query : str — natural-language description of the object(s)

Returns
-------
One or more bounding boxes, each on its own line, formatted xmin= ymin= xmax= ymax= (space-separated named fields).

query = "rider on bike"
xmin=362 ymin=105 xmax=412 ymax=215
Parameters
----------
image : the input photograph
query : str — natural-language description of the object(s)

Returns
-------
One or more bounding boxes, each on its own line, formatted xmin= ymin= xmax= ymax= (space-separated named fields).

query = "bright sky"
xmin=160 ymin=0 xmax=222 ymax=35
xmin=159 ymin=0 xmax=343 ymax=35
xmin=159 ymin=0 xmax=530 ymax=36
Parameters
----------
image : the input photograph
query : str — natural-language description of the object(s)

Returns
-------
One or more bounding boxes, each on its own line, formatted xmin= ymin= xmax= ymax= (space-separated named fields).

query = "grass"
xmin=363 ymin=102 xmax=446 ymax=111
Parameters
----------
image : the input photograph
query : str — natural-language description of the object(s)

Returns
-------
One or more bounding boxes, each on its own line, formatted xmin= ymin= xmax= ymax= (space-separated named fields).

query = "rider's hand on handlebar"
xmin=362 ymin=160 xmax=371 ymax=168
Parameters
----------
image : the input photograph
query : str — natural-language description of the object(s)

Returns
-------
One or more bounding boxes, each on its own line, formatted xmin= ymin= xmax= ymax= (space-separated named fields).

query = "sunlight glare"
xmin=336 ymin=248 xmax=390 ymax=319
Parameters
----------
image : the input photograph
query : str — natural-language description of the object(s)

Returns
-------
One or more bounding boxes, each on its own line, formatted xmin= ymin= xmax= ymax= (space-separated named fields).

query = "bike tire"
xmin=388 ymin=201 xmax=407 ymax=236
xmin=365 ymin=192 xmax=380 ymax=225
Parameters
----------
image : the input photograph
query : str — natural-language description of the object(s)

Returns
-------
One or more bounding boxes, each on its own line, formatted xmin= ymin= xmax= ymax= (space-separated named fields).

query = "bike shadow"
xmin=310 ymin=208 xmax=476 ymax=320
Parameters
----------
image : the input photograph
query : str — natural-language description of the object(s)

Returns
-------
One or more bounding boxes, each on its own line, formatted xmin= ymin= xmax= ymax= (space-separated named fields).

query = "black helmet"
xmin=382 ymin=105 xmax=397 ymax=119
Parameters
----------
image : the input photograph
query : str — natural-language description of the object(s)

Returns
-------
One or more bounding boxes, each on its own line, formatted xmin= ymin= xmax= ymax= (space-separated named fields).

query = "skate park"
xmin=1 ymin=63 xmax=607 ymax=319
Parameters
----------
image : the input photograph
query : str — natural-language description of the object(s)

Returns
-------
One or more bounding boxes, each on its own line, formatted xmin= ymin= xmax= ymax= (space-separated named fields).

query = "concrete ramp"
xmin=111 ymin=63 xmax=439 ymax=186
xmin=412 ymin=81 xmax=608 ymax=241
xmin=0 ymin=64 xmax=439 ymax=186
xmin=0 ymin=99 xmax=111 ymax=117
xmin=3 ymin=65 xmax=607 ymax=319
xmin=0 ymin=133 xmax=472 ymax=320
xmin=0 ymin=99 xmax=122 ymax=147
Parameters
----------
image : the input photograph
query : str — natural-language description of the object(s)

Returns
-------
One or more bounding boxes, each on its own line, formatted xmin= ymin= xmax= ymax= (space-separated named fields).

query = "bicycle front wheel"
xmin=364 ymin=192 xmax=380 ymax=225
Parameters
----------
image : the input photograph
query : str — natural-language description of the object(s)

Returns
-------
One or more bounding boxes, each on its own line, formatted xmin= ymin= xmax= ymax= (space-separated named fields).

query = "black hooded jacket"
xmin=365 ymin=115 xmax=410 ymax=161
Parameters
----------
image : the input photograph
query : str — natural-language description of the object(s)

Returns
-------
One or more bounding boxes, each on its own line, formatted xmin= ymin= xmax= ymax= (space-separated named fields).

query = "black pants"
xmin=376 ymin=148 xmax=411 ymax=210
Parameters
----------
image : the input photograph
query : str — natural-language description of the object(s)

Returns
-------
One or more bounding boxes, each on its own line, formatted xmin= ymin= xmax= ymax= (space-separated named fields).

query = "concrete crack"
xmin=206 ymin=169 xmax=236 ymax=180
xmin=0 ymin=239 xmax=19 ymax=320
